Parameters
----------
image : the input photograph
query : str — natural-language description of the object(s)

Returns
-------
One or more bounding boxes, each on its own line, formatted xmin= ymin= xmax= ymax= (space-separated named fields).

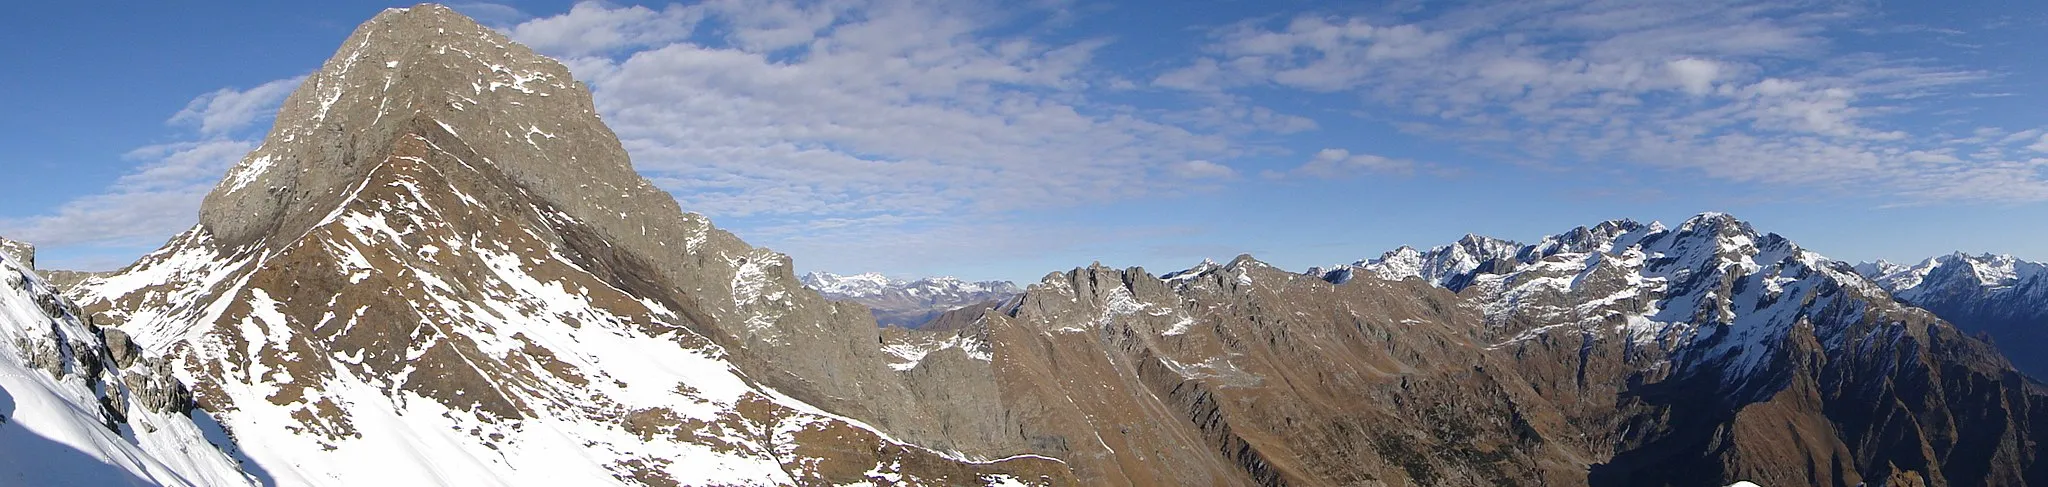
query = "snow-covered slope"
xmin=0 ymin=239 xmax=256 ymax=486
xmin=801 ymin=272 xmax=1020 ymax=327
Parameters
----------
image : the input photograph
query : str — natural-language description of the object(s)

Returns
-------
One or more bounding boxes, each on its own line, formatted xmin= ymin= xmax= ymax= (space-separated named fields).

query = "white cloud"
xmin=167 ymin=76 xmax=304 ymax=136
xmin=1292 ymin=148 xmax=1416 ymax=179
xmin=2029 ymin=133 xmax=2048 ymax=153
xmin=1172 ymin=160 xmax=1238 ymax=179
xmin=1152 ymin=58 xmax=1221 ymax=92
xmin=1666 ymin=58 xmax=1722 ymax=95
xmin=700 ymin=0 xmax=853 ymax=52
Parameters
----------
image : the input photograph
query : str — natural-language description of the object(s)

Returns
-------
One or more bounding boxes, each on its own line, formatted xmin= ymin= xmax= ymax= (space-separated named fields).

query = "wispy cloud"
xmin=167 ymin=77 xmax=304 ymax=136
xmin=1172 ymin=160 xmax=1240 ymax=180
xmin=0 ymin=140 xmax=253 ymax=248
xmin=507 ymin=2 xmax=700 ymax=57
xmin=1288 ymin=148 xmax=1417 ymax=179
xmin=4 ymin=79 xmax=296 ymax=259
xmin=19 ymin=0 xmax=2045 ymax=275
xmin=1156 ymin=0 xmax=2048 ymax=204
xmin=448 ymin=2 xmax=532 ymax=27
xmin=512 ymin=0 xmax=1246 ymax=220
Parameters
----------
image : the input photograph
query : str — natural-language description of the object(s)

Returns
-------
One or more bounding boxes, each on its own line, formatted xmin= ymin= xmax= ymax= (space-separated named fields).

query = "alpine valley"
xmin=4 ymin=4 xmax=2047 ymax=487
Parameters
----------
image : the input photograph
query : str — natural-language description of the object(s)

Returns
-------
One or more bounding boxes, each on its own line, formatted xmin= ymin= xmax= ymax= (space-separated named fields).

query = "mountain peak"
xmin=1677 ymin=211 xmax=1753 ymax=235
xmin=197 ymin=2 xmax=641 ymax=252
xmin=69 ymin=5 xmax=1079 ymax=483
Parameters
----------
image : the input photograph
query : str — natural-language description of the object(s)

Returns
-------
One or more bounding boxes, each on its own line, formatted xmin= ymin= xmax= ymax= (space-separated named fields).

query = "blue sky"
xmin=3 ymin=1 xmax=2046 ymax=283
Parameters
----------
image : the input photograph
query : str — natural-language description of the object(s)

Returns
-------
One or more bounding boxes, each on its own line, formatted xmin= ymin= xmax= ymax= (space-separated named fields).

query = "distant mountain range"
xmin=799 ymin=272 xmax=1020 ymax=328
xmin=1858 ymin=253 xmax=2048 ymax=378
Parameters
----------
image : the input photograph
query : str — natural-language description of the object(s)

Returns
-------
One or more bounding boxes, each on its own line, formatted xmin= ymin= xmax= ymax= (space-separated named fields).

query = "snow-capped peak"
xmin=1321 ymin=212 xmax=1907 ymax=399
xmin=1859 ymin=252 xmax=2048 ymax=378
xmin=1861 ymin=252 xmax=2046 ymax=293
xmin=799 ymin=271 xmax=900 ymax=297
xmin=1341 ymin=235 xmax=1524 ymax=289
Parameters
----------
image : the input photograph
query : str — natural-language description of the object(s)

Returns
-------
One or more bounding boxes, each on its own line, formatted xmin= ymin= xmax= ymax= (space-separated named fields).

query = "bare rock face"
xmin=68 ymin=5 xmax=1068 ymax=485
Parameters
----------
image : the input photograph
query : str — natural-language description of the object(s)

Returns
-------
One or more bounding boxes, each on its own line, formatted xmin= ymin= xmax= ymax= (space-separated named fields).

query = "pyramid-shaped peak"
xmin=195 ymin=2 xmax=662 ymax=253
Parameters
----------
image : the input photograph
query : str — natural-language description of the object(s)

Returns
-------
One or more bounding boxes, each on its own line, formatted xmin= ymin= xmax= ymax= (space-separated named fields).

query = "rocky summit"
xmin=25 ymin=3 xmax=2048 ymax=487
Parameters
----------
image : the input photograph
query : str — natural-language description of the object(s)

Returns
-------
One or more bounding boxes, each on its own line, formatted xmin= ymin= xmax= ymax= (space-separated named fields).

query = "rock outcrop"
xmin=0 ymin=239 xmax=31 ymax=271
xmin=0 ymin=236 xmax=258 ymax=486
